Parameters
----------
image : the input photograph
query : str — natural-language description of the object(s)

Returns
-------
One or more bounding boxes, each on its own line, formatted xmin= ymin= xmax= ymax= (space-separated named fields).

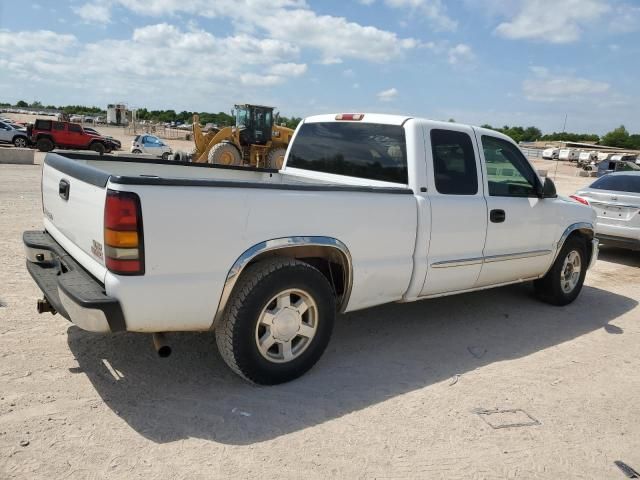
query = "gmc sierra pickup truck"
xmin=24 ymin=114 xmax=598 ymax=384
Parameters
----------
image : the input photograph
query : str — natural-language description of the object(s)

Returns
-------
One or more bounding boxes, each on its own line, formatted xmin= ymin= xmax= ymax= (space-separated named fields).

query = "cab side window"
xmin=430 ymin=129 xmax=478 ymax=195
xmin=481 ymin=136 xmax=539 ymax=197
xmin=68 ymin=123 xmax=82 ymax=133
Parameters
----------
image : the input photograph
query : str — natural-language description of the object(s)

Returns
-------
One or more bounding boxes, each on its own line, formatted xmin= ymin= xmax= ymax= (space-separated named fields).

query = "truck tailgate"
xmin=42 ymin=159 xmax=107 ymax=281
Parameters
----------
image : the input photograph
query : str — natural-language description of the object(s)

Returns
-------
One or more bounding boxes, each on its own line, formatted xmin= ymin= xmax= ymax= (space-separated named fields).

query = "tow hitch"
xmin=37 ymin=297 xmax=56 ymax=315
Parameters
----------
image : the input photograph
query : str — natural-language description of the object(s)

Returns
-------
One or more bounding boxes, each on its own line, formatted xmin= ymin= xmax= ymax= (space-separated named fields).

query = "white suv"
xmin=131 ymin=134 xmax=172 ymax=160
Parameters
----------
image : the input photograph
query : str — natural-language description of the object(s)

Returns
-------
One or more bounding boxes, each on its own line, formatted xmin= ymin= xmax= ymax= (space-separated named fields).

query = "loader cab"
xmin=235 ymin=104 xmax=274 ymax=145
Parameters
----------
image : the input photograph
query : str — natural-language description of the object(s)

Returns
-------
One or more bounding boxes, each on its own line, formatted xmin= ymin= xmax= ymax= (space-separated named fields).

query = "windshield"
xmin=236 ymin=107 xmax=249 ymax=128
xmin=590 ymin=174 xmax=640 ymax=193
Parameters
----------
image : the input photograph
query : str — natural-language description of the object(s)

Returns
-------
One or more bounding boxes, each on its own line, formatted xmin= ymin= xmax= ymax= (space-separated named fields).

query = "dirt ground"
xmin=1 ymin=127 xmax=640 ymax=479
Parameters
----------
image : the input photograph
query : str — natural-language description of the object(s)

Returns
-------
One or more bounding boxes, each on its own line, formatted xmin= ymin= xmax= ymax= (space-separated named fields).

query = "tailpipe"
xmin=152 ymin=333 xmax=172 ymax=358
xmin=37 ymin=298 xmax=56 ymax=315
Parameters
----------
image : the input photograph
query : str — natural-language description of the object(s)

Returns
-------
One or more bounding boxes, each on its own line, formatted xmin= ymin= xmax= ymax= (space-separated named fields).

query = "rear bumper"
xmin=23 ymin=230 xmax=126 ymax=332
xmin=596 ymin=233 xmax=640 ymax=251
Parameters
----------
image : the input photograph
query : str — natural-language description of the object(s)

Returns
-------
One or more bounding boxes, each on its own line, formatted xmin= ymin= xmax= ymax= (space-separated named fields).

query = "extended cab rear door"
xmin=473 ymin=130 xmax=557 ymax=286
xmin=419 ymin=124 xmax=487 ymax=296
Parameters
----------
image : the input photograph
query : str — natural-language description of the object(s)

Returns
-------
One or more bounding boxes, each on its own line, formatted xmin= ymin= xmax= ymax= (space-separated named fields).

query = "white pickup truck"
xmin=24 ymin=114 xmax=598 ymax=384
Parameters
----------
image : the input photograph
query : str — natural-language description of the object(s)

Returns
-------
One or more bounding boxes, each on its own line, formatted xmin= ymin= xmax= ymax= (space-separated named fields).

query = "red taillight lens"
xmin=335 ymin=113 xmax=364 ymax=121
xmin=104 ymin=190 xmax=144 ymax=275
xmin=569 ymin=194 xmax=590 ymax=206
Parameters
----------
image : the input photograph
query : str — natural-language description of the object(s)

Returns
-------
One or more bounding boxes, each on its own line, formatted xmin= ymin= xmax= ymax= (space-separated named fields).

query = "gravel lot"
xmin=1 ymin=149 xmax=639 ymax=479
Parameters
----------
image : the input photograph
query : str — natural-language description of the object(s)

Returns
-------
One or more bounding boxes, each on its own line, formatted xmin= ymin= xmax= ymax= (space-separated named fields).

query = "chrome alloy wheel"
xmin=561 ymin=250 xmax=582 ymax=294
xmin=255 ymin=288 xmax=318 ymax=363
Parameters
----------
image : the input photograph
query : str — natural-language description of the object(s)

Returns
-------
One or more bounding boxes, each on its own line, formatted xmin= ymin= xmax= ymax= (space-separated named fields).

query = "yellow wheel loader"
xmin=192 ymin=104 xmax=294 ymax=169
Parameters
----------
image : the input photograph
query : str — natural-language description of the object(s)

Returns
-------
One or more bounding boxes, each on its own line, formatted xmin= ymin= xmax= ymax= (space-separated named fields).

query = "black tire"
xmin=534 ymin=237 xmax=588 ymax=306
xmin=89 ymin=142 xmax=105 ymax=155
xmin=36 ymin=138 xmax=54 ymax=152
xmin=161 ymin=152 xmax=170 ymax=161
xmin=132 ymin=149 xmax=142 ymax=154
xmin=207 ymin=142 xmax=242 ymax=165
xmin=13 ymin=136 xmax=28 ymax=148
xmin=266 ymin=147 xmax=287 ymax=169
xmin=216 ymin=258 xmax=336 ymax=385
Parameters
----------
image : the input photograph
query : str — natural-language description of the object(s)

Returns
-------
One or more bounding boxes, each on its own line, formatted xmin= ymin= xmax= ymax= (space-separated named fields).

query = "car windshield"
xmin=590 ymin=174 xmax=640 ymax=193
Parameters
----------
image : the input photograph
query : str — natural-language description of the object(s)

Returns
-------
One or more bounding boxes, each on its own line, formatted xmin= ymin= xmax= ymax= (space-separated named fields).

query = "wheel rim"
xmin=561 ymin=250 xmax=582 ymax=294
xmin=15 ymin=138 xmax=26 ymax=147
xmin=255 ymin=288 xmax=318 ymax=363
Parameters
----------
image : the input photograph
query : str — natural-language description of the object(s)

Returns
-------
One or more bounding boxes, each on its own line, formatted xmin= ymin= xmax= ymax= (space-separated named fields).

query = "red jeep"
xmin=29 ymin=119 xmax=111 ymax=155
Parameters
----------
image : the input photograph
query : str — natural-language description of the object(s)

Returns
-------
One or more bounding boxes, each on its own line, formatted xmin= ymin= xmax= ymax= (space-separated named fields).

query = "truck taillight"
xmin=335 ymin=113 xmax=364 ymax=121
xmin=104 ymin=190 xmax=144 ymax=275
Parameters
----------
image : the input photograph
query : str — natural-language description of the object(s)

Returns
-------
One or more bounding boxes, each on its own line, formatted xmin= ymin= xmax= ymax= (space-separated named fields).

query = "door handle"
xmin=59 ymin=179 xmax=70 ymax=201
xmin=490 ymin=209 xmax=505 ymax=223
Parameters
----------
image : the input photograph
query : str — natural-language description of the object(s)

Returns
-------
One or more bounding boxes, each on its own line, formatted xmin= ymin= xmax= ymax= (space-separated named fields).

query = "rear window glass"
xmin=53 ymin=122 xmax=65 ymax=131
xmin=287 ymin=122 xmax=408 ymax=184
xmin=590 ymin=175 xmax=640 ymax=193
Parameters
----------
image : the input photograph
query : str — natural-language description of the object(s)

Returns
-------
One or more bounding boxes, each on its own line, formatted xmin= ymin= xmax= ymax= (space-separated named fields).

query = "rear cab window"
xmin=287 ymin=122 xmax=408 ymax=184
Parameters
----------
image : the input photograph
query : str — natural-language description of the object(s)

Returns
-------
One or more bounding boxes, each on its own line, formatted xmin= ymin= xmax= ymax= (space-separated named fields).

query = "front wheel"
xmin=161 ymin=152 xmax=170 ymax=161
xmin=13 ymin=136 xmax=28 ymax=148
xmin=132 ymin=149 xmax=142 ymax=154
xmin=534 ymin=237 xmax=587 ymax=306
xmin=215 ymin=258 xmax=336 ymax=385
xmin=89 ymin=142 xmax=105 ymax=155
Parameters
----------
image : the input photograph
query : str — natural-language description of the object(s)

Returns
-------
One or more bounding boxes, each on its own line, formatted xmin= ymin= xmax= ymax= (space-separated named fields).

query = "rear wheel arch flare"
xmin=212 ymin=237 xmax=353 ymax=330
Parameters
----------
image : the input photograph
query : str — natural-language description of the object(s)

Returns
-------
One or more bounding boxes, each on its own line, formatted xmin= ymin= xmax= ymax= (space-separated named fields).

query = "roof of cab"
xmin=303 ymin=113 xmax=412 ymax=126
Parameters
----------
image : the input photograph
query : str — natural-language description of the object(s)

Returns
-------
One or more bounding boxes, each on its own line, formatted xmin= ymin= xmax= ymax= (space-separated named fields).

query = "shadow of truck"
xmin=67 ymin=283 xmax=636 ymax=445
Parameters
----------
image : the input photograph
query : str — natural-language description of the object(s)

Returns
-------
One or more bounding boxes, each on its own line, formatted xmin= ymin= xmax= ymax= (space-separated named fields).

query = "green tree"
xmin=16 ymin=100 xmax=28 ymax=107
xmin=601 ymin=125 xmax=631 ymax=148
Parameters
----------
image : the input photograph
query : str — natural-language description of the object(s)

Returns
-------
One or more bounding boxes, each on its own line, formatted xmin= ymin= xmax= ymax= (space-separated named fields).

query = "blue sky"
xmin=0 ymin=0 xmax=638 ymax=134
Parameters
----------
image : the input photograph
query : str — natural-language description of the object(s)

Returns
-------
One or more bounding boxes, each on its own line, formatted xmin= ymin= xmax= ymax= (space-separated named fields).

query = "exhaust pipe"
xmin=37 ymin=298 xmax=56 ymax=315
xmin=152 ymin=333 xmax=172 ymax=358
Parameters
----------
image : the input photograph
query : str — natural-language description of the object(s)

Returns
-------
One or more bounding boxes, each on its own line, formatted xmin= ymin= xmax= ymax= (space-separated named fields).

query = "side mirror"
xmin=541 ymin=177 xmax=557 ymax=198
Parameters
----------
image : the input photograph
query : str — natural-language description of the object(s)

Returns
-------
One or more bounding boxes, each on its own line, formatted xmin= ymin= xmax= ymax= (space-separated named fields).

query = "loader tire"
xmin=266 ymin=147 xmax=287 ymax=170
xmin=208 ymin=142 xmax=242 ymax=166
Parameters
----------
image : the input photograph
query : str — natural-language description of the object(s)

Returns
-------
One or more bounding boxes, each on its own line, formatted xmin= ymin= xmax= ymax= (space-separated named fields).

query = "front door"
xmin=474 ymin=132 xmax=557 ymax=287
xmin=420 ymin=126 xmax=488 ymax=296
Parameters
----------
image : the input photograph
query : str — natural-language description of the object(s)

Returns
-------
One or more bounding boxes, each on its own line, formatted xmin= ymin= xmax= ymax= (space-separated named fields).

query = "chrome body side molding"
xmin=211 ymin=236 xmax=353 ymax=329
xmin=430 ymin=249 xmax=552 ymax=269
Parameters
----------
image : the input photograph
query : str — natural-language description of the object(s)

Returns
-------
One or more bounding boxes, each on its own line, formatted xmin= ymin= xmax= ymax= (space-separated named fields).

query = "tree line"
xmin=3 ymin=101 xmax=638 ymax=149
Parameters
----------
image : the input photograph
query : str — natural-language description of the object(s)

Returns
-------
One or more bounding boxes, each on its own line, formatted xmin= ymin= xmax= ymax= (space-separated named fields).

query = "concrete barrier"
xmin=0 ymin=147 xmax=35 ymax=165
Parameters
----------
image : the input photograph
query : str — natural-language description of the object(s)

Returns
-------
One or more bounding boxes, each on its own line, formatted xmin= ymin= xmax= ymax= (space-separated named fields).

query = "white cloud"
xmin=268 ymin=63 xmax=307 ymax=76
xmin=447 ymin=43 xmax=474 ymax=65
xmin=495 ymin=0 xmax=609 ymax=43
xmin=77 ymin=2 xmax=112 ymax=24
xmin=0 ymin=24 xmax=306 ymax=107
xmin=384 ymin=0 xmax=457 ymax=31
xmin=359 ymin=0 xmax=375 ymax=4
xmin=0 ymin=30 xmax=77 ymax=51
xmin=523 ymin=67 xmax=610 ymax=102
xmin=77 ymin=0 xmax=418 ymax=65
xmin=377 ymin=87 xmax=398 ymax=101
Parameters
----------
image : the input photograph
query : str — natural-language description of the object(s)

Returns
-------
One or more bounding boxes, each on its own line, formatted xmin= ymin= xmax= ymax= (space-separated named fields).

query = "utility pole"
xmin=562 ymin=113 xmax=568 ymax=133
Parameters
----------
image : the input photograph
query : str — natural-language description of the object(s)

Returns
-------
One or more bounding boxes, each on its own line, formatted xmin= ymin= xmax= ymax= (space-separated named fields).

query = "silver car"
xmin=0 ymin=120 xmax=29 ymax=148
xmin=574 ymin=172 xmax=640 ymax=250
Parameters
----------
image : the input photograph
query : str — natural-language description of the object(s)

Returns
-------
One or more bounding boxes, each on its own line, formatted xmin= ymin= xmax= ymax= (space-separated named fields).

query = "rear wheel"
xmin=215 ymin=258 xmax=336 ymax=385
xmin=132 ymin=149 xmax=142 ymax=154
xmin=534 ymin=237 xmax=587 ymax=306
xmin=89 ymin=142 xmax=105 ymax=155
xmin=161 ymin=152 xmax=170 ymax=161
xmin=266 ymin=147 xmax=287 ymax=169
xmin=13 ymin=136 xmax=28 ymax=148
xmin=208 ymin=142 xmax=242 ymax=166
xmin=36 ymin=138 xmax=54 ymax=152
